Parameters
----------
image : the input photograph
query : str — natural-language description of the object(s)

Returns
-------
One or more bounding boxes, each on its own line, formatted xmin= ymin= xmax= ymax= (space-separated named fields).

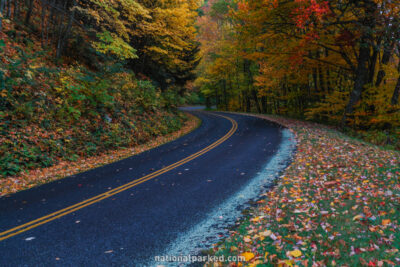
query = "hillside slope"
xmin=0 ymin=19 xmax=188 ymax=181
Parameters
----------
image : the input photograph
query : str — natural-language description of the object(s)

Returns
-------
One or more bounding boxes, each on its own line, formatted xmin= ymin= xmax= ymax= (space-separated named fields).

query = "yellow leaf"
xmin=241 ymin=252 xmax=255 ymax=262
xmin=382 ymin=219 xmax=391 ymax=226
xmin=289 ymin=249 xmax=302 ymax=258
xmin=278 ymin=260 xmax=294 ymax=267
xmin=260 ymin=230 xmax=272 ymax=237
xmin=353 ymin=214 xmax=363 ymax=221
xmin=243 ymin=236 xmax=252 ymax=242
xmin=248 ymin=261 xmax=263 ymax=267
xmin=264 ymin=252 xmax=269 ymax=259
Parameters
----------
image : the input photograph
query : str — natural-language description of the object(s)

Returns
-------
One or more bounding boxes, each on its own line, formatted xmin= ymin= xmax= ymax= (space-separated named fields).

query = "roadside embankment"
xmin=0 ymin=113 xmax=200 ymax=197
xmin=209 ymin=114 xmax=400 ymax=266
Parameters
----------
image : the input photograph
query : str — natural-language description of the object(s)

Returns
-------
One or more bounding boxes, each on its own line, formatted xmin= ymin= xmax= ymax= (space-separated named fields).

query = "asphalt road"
xmin=0 ymin=111 xmax=283 ymax=266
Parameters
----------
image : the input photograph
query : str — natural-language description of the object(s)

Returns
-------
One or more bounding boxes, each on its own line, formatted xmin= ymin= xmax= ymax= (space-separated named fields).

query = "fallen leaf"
xmin=241 ymin=252 xmax=255 ymax=262
xmin=243 ymin=236 xmax=251 ymax=242
xmin=260 ymin=230 xmax=272 ymax=237
xmin=353 ymin=214 xmax=364 ymax=221
xmin=289 ymin=249 xmax=302 ymax=258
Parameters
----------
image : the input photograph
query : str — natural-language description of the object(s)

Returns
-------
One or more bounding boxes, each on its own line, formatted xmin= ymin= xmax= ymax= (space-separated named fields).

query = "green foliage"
xmin=133 ymin=81 xmax=160 ymax=112
xmin=0 ymin=40 xmax=5 ymax=50
xmin=161 ymin=89 xmax=185 ymax=111
xmin=184 ymin=91 xmax=205 ymax=105
xmin=93 ymin=31 xmax=138 ymax=60
xmin=0 ymin=0 xmax=202 ymax=179
xmin=0 ymin=43 xmax=186 ymax=179
xmin=209 ymin=0 xmax=236 ymax=18
xmin=346 ymin=128 xmax=400 ymax=151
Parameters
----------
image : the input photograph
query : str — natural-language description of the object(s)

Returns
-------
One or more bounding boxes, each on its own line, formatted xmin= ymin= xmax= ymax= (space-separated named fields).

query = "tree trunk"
xmin=310 ymin=51 xmax=318 ymax=94
xmin=244 ymin=59 xmax=260 ymax=113
xmin=261 ymin=96 xmax=267 ymax=113
xmin=312 ymin=68 xmax=318 ymax=93
xmin=341 ymin=35 xmax=371 ymax=127
xmin=316 ymin=50 xmax=324 ymax=95
xmin=391 ymin=76 xmax=400 ymax=105
xmin=368 ymin=39 xmax=380 ymax=84
xmin=241 ymin=91 xmax=245 ymax=111
xmin=13 ymin=0 xmax=18 ymax=19
xmin=205 ymin=97 xmax=211 ymax=109
xmin=56 ymin=0 xmax=75 ymax=58
xmin=324 ymin=50 xmax=331 ymax=93
xmin=215 ymin=87 xmax=220 ymax=109
xmin=46 ymin=0 xmax=56 ymax=46
xmin=326 ymin=68 xmax=331 ymax=93
xmin=55 ymin=1 xmax=67 ymax=58
xmin=6 ymin=0 xmax=11 ymax=17
xmin=25 ymin=0 xmax=34 ymax=25
xmin=238 ymin=92 xmax=242 ymax=111
xmin=41 ymin=0 xmax=46 ymax=47
xmin=222 ymin=79 xmax=227 ymax=110
xmin=341 ymin=1 xmax=376 ymax=127
xmin=228 ymin=75 xmax=235 ymax=110
xmin=252 ymin=89 xmax=261 ymax=113
xmin=245 ymin=91 xmax=251 ymax=112
xmin=0 ymin=0 xmax=5 ymax=31
xmin=391 ymin=62 xmax=400 ymax=105
xmin=318 ymin=67 xmax=325 ymax=94
xmin=375 ymin=41 xmax=395 ymax=87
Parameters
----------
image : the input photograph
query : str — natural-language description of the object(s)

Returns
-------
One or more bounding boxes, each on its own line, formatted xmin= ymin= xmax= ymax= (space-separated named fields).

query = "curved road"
xmin=0 ymin=112 xmax=283 ymax=266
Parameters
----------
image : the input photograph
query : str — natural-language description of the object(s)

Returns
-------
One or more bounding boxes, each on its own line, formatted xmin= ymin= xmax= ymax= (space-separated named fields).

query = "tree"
xmin=196 ymin=0 xmax=400 ymax=129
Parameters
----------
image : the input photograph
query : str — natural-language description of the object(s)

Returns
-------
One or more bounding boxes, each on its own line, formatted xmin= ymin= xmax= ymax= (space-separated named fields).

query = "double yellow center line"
xmin=0 ymin=113 xmax=238 ymax=242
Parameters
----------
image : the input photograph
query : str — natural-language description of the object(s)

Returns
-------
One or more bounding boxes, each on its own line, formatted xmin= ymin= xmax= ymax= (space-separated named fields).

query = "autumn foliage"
xmin=0 ymin=0 xmax=200 ymax=178
xmin=196 ymin=0 xmax=400 ymax=148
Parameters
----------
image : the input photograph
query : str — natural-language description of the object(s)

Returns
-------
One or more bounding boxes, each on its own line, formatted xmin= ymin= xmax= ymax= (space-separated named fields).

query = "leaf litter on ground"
xmin=0 ymin=114 xmax=200 ymax=197
xmin=207 ymin=114 xmax=399 ymax=267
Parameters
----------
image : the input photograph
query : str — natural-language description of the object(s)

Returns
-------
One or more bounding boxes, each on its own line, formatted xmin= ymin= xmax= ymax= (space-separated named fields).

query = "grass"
xmin=206 ymin=114 xmax=400 ymax=267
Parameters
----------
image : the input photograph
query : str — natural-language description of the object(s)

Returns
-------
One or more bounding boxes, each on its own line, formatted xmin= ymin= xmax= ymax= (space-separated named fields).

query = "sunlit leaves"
xmin=196 ymin=0 xmax=400 ymax=132
xmin=93 ymin=31 xmax=138 ymax=60
xmin=76 ymin=0 xmax=148 ymax=60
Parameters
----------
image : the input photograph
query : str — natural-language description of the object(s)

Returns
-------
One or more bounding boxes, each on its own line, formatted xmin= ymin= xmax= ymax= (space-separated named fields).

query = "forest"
xmin=0 ymin=0 xmax=200 ymax=178
xmin=196 ymin=0 xmax=400 ymax=149
xmin=1 ymin=0 xmax=400 ymax=179
xmin=1 ymin=1 xmax=399 ymax=265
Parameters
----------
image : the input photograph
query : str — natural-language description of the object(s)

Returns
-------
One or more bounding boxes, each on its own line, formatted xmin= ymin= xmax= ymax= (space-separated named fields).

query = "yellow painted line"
xmin=0 ymin=113 xmax=238 ymax=242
